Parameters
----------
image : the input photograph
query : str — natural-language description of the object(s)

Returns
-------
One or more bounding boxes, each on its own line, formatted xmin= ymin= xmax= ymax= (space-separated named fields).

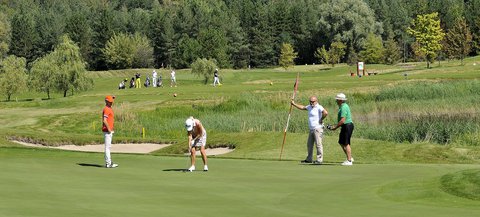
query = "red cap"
xmin=105 ymin=95 xmax=115 ymax=103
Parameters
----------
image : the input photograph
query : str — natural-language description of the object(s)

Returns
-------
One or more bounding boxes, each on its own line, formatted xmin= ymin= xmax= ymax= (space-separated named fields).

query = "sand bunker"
xmin=12 ymin=140 xmax=234 ymax=155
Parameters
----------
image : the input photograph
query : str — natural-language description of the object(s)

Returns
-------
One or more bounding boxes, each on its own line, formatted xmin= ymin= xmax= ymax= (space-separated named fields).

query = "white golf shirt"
xmin=306 ymin=104 xmax=325 ymax=130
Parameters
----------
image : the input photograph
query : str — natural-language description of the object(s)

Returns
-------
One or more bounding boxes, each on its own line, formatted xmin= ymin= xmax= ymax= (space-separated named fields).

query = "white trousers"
xmin=104 ymin=132 xmax=113 ymax=165
xmin=152 ymin=77 xmax=157 ymax=87
xmin=213 ymin=77 xmax=220 ymax=86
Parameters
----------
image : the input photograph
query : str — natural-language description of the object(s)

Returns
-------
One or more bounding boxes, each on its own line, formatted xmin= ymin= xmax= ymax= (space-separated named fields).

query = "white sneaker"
xmin=341 ymin=160 xmax=352 ymax=166
xmin=187 ymin=165 xmax=195 ymax=172
xmin=106 ymin=163 xmax=118 ymax=168
xmin=203 ymin=165 xmax=208 ymax=171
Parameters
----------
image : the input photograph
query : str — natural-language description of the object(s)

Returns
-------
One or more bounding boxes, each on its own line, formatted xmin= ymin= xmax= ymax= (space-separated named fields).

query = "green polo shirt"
xmin=337 ymin=102 xmax=353 ymax=124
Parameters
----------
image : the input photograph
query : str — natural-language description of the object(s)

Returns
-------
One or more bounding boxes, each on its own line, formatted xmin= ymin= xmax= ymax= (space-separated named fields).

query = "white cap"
xmin=185 ymin=117 xmax=195 ymax=131
xmin=335 ymin=93 xmax=347 ymax=101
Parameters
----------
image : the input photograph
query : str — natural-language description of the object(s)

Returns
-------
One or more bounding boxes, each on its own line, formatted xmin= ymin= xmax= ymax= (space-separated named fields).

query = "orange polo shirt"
xmin=102 ymin=106 xmax=114 ymax=132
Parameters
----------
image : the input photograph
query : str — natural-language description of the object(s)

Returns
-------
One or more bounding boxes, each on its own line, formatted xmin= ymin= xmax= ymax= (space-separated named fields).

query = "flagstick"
xmin=279 ymin=72 xmax=300 ymax=161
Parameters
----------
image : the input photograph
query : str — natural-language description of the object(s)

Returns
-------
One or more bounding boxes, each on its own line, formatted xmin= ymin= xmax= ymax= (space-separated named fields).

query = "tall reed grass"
xmin=115 ymin=80 xmax=479 ymax=146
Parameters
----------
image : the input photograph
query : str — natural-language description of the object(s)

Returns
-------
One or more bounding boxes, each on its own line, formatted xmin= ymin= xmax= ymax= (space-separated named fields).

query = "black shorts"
xmin=338 ymin=123 xmax=354 ymax=146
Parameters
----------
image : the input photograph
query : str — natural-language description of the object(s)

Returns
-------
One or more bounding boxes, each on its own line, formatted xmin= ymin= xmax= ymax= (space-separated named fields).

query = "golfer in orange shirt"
xmin=103 ymin=95 xmax=118 ymax=168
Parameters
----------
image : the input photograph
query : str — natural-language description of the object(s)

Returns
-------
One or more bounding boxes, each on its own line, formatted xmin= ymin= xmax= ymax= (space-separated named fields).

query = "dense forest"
xmin=0 ymin=0 xmax=479 ymax=71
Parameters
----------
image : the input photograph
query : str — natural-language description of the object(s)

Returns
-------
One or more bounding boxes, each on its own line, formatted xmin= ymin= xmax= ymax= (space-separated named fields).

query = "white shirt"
xmin=152 ymin=71 xmax=157 ymax=78
xmin=306 ymin=104 xmax=325 ymax=130
xmin=171 ymin=71 xmax=175 ymax=78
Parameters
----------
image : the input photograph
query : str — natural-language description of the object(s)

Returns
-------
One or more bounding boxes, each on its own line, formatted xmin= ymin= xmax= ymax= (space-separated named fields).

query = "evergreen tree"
xmin=9 ymin=8 xmax=38 ymax=64
xmin=407 ymin=12 xmax=445 ymax=68
xmin=128 ymin=8 xmax=151 ymax=36
xmin=250 ymin=5 xmax=275 ymax=67
xmin=465 ymin=0 xmax=480 ymax=55
xmin=91 ymin=6 xmax=115 ymax=70
xmin=278 ymin=43 xmax=297 ymax=70
xmin=427 ymin=0 xmax=464 ymax=30
xmin=472 ymin=18 xmax=480 ymax=55
xmin=174 ymin=34 xmax=202 ymax=68
xmin=0 ymin=12 xmax=10 ymax=58
xmin=443 ymin=18 xmax=472 ymax=65
xmin=383 ymin=37 xmax=401 ymax=65
xmin=150 ymin=8 xmax=177 ymax=68
xmin=198 ymin=28 xmax=229 ymax=68
xmin=34 ymin=8 xmax=64 ymax=62
xmin=65 ymin=12 xmax=93 ymax=69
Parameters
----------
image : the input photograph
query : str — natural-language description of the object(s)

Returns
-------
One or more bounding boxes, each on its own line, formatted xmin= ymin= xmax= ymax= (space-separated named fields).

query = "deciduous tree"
xmin=0 ymin=55 xmax=27 ymax=101
xmin=329 ymin=41 xmax=346 ymax=67
xmin=359 ymin=34 xmax=385 ymax=64
xmin=407 ymin=12 xmax=445 ymax=68
xmin=314 ymin=45 xmax=329 ymax=65
xmin=190 ymin=58 xmax=218 ymax=84
xmin=30 ymin=54 xmax=59 ymax=99
xmin=51 ymin=35 xmax=92 ymax=97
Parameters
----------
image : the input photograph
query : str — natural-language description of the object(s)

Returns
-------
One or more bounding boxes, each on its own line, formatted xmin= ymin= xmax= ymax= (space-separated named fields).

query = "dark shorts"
xmin=338 ymin=123 xmax=354 ymax=146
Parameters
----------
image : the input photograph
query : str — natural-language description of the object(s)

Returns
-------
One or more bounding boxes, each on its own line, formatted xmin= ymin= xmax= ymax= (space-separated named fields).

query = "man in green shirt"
xmin=328 ymin=93 xmax=354 ymax=166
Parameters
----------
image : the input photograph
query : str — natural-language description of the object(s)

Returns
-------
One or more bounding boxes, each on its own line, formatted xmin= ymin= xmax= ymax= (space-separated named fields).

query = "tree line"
xmin=0 ymin=0 xmax=479 ymax=100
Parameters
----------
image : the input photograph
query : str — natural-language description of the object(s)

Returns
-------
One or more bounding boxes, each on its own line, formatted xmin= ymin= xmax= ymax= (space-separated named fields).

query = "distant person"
xmin=118 ymin=79 xmax=126 ymax=89
xmin=129 ymin=77 xmax=135 ymax=88
xmin=213 ymin=68 xmax=221 ymax=87
xmin=170 ymin=69 xmax=177 ymax=87
xmin=135 ymin=72 xmax=141 ymax=88
xmin=102 ymin=95 xmax=118 ymax=168
xmin=291 ymin=96 xmax=328 ymax=164
xmin=327 ymin=93 xmax=354 ymax=166
xmin=152 ymin=70 xmax=158 ymax=87
xmin=185 ymin=116 xmax=208 ymax=172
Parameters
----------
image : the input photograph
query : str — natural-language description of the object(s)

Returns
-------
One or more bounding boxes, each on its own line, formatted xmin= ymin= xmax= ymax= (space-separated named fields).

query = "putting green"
xmin=1 ymin=148 xmax=479 ymax=217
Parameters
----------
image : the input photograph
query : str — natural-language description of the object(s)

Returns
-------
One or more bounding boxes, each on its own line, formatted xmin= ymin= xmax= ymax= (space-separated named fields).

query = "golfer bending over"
xmin=328 ymin=93 xmax=354 ymax=166
xmin=291 ymin=96 xmax=328 ymax=164
xmin=185 ymin=116 xmax=208 ymax=172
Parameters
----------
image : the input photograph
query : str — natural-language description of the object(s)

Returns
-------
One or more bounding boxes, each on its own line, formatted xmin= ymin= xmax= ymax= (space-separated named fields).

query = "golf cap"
xmin=335 ymin=93 xmax=347 ymax=101
xmin=105 ymin=95 xmax=115 ymax=103
xmin=185 ymin=117 xmax=195 ymax=131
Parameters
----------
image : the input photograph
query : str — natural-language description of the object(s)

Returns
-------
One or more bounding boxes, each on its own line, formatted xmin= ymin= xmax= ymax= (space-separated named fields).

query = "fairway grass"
xmin=1 ymin=148 xmax=479 ymax=217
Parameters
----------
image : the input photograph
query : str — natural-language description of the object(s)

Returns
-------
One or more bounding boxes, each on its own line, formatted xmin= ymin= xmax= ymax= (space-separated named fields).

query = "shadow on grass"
xmin=298 ymin=162 xmax=340 ymax=166
xmin=77 ymin=163 xmax=104 ymax=168
xmin=163 ymin=168 xmax=188 ymax=172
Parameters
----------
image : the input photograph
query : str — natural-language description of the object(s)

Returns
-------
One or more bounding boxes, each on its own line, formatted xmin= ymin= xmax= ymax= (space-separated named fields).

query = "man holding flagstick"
xmin=291 ymin=96 xmax=328 ymax=164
